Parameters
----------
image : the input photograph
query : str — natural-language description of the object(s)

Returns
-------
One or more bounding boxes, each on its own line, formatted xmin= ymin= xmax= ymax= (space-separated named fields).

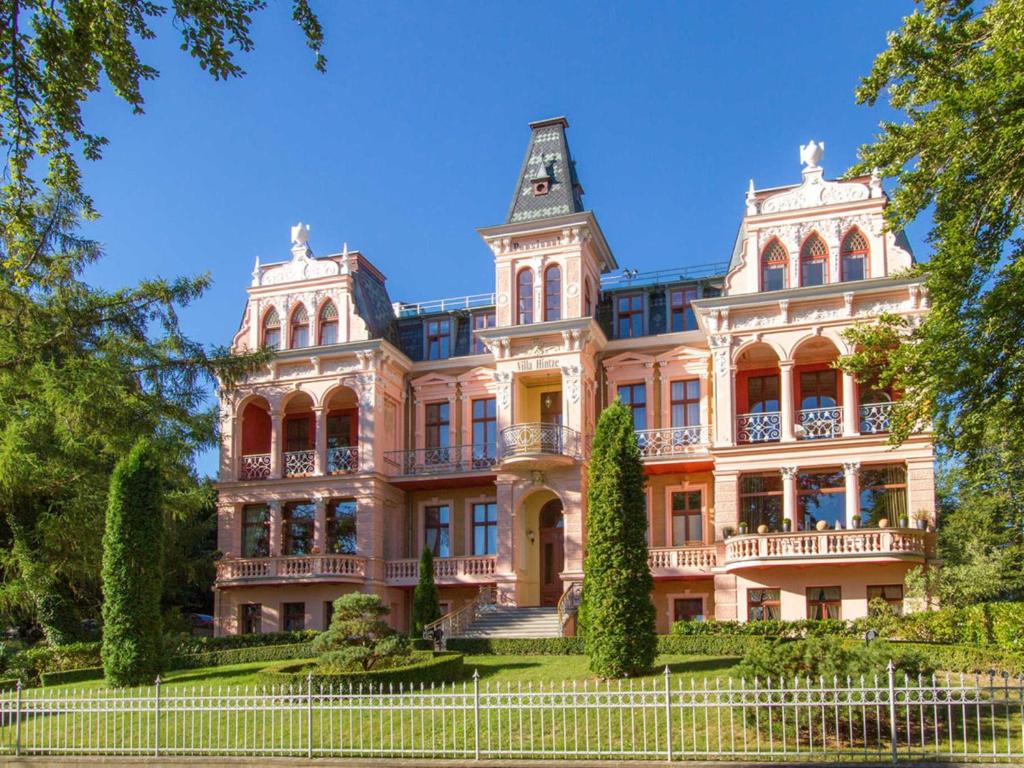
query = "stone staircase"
xmin=453 ymin=605 xmax=562 ymax=639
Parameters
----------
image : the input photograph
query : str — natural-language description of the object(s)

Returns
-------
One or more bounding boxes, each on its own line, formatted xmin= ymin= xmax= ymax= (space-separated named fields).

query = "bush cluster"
xmin=736 ymin=636 xmax=933 ymax=682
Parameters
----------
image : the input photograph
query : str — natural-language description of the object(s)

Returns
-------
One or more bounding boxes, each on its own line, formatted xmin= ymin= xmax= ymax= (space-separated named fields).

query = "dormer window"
xmin=761 ymin=239 xmax=788 ymax=292
xmin=531 ymin=158 xmax=552 ymax=196
xmin=262 ymin=308 xmax=281 ymax=349
xmin=841 ymin=228 xmax=869 ymax=282
xmin=289 ymin=304 xmax=309 ymax=349
xmin=800 ymin=233 xmax=828 ymax=287
xmin=426 ymin=318 xmax=451 ymax=360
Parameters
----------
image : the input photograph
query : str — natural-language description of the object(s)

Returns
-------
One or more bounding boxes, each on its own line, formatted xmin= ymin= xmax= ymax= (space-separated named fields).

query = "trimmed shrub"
xmin=40 ymin=667 xmax=105 ymax=686
xmin=259 ymin=651 xmax=464 ymax=687
xmin=167 ymin=642 xmax=315 ymax=671
xmin=737 ymin=636 xmax=933 ymax=681
xmin=312 ymin=594 xmax=410 ymax=672
xmin=446 ymin=637 xmax=586 ymax=655
xmin=175 ymin=630 xmax=318 ymax=654
xmin=582 ymin=400 xmax=656 ymax=677
xmin=412 ymin=548 xmax=440 ymax=637
xmin=670 ymin=619 xmax=848 ymax=638
xmin=656 ymin=634 xmax=764 ymax=657
xmin=0 ymin=679 xmax=19 ymax=691
xmin=101 ymin=438 xmax=165 ymax=686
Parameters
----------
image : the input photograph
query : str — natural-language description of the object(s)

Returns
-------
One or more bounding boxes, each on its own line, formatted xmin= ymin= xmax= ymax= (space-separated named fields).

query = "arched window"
xmin=544 ymin=264 xmax=561 ymax=321
xmin=517 ymin=268 xmax=534 ymax=325
xmin=289 ymin=304 xmax=309 ymax=348
xmin=318 ymin=300 xmax=339 ymax=345
xmin=761 ymin=239 xmax=788 ymax=291
xmin=841 ymin=228 xmax=869 ymax=282
xmin=262 ymin=308 xmax=281 ymax=349
xmin=800 ymin=233 xmax=828 ymax=286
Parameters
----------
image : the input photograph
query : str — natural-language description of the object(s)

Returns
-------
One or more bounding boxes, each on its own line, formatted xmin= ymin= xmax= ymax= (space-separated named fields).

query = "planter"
xmin=815 ymin=520 xmax=829 ymax=532
xmin=878 ymin=518 xmax=889 ymax=529
xmin=851 ymin=516 xmax=861 ymax=529
xmin=782 ymin=519 xmax=792 ymax=532
xmin=738 ymin=523 xmax=749 ymax=535
xmin=899 ymin=517 xmax=910 ymax=529
xmin=757 ymin=524 xmax=769 ymax=534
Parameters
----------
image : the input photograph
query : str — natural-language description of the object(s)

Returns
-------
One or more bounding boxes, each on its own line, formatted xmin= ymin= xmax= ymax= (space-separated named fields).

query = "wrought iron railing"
xmin=282 ymin=449 xmax=316 ymax=477
xmin=860 ymin=401 xmax=894 ymax=434
xmin=383 ymin=444 xmax=498 ymax=476
xmin=556 ymin=581 xmax=583 ymax=635
xmin=798 ymin=407 xmax=843 ymax=440
xmin=736 ymin=412 xmax=781 ymax=443
xmin=239 ymin=453 xmax=271 ymax=480
xmin=422 ymin=585 xmax=496 ymax=643
xmin=635 ymin=426 xmax=709 ymax=458
xmin=326 ymin=445 xmax=359 ymax=474
xmin=499 ymin=423 xmax=583 ymax=460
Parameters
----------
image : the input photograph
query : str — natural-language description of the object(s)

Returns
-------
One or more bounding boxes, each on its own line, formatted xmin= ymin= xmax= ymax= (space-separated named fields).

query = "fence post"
xmin=154 ymin=676 xmax=161 ymax=757
xmin=887 ymin=660 xmax=898 ymax=765
xmin=472 ymin=669 xmax=481 ymax=761
xmin=664 ymin=665 xmax=673 ymax=762
xmin=307 ymin=673 xmax=314 ymax=760
xmin=14 ymin=680 xmax=21 ymax=757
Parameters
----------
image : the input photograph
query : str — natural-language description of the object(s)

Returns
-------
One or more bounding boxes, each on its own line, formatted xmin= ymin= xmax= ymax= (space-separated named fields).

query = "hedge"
xmin=892 ymin=642 xmax=1024 ymax=676
xmin=176 ymin=630 xmax=319 ymax=654
xmin=656 ymin=634 xmax=766 ymax=657
xmin=40 ymin=667 xmax=105 ymax=686
xmin=258 ymin=652 xmax=464 ymax=687
xmin=0 ymin=679 xmax=18 ymax=691
xmin=167 ymin=642 xmax=315 ymax=671
xmin=446 ymin=637 xmax=585 ymax=655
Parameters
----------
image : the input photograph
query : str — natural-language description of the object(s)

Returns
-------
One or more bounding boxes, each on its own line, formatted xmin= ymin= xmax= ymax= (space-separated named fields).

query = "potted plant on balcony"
xmin=912 ymin=510 xmax=929 ymax=530
xmin=738 ymin=521 xmax=749 ymax=535
xmin=782 ymin=518 xmax=792 ymax=533
xmin=898 ymin=513 xmax=910 ymax=528
xmin=851 ymin=514 xmax=861 ymax=529
xmin=722 ymin=526 xmax=734 ymax=540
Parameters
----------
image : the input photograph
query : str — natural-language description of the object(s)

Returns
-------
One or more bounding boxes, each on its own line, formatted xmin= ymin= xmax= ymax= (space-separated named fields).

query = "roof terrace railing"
xmin=395 ymin=293 xmax=496 ymax=318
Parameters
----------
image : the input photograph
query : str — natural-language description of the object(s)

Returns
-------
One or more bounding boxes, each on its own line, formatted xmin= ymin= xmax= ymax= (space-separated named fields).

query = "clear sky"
xmin=76 ymin=1 xmax=926 ymax=477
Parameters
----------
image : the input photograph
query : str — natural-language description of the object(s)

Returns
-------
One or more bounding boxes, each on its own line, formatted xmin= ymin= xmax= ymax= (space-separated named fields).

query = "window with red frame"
xmin=472 ymin=311 xmax=495 ymax=354
xmin=670 ymin=379 xmax=701 ymax=427
xmin=318 ymin=300 xmax=338 ymax=345
xmin=867 ymin=584 xmax=904 ymax=615
xmin=748 ymin=588 xmax=781 ymax=621
xmin=806 ymin=586 xmax=841 ymax=620
xmin=671 ymin=490 xmax=703 ymax=545
xmin=670 ymin=288 xmax=698 ymax=331
xmin=617 ymin=383 xmax=647 ymax=430
xmin=262 ymin=308 xmax=281 ymax=349
xmin=841 ymin=228 xmax=869 ymax=282
xmin=761 ymin=239 xmax=788 ymax=291
xmin=544 ymin=264 xmax=561 ymax=321
xmin=800 ymin=234 xmax=828 ymax=286
xmin=426 ymin=318 xmax=451 ymax=360
xmin=517 ymin=269 xmax=534 ymax=325
xmin=289 ymin=304 xmax=309 ymax=348
xmin=616 ymin=294 xmax=643 ymax=338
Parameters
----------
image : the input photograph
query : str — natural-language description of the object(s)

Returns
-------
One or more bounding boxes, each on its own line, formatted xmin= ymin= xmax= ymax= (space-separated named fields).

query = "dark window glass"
xmin=424 ymin=505 xmax=450 ymax=557
xmin=318 ymin=301 xmax=339 ymax=345
xmin=284 ymin=416 xmax=311 ymax=452
xmin=426 ymin=318 xmax=451 ymax=360
xmin=617 ymin=383 xmax=647 ymax=430
xmin=425 ymin=402 xmax=450 ymax=449
xmin=326 ymin=413 xmax=354 ymax=448
xmin=670 ymin=379 xmax=701 ymax=427
xmin=242 ymin=504 xmax=269 ymax=557
xmin=841 ymin=229 xmax=869 ymax=282
xmin=472 ymin=398 xmax=497 ymax=464
xmin=327 ymin=499 xmax=357 ymax=555
xmin=748 ymin=375 xmax=780 ymax=413
xmin=859 ymin=464 xmax=907 ymax=527
xmin=670 ymin=288 xmax=697 ymax=331
xmin=800 ymin=234 xmax=828 ymax=287
xmin=263 ymin=308 xmax=281 ymax=349
xmin=806 ymin=586 xmax=841 ymax=620
xmin=282 ymin=502 xmax=315 ymax=556
xmin=473 ymin=502 xmax=498 ymax=555
xmin=797 ymin=469 xmax=845 ymax=530
xmin=290 ymin=305 xmax=309 ymax=348
xmin=671 ymin=490 xmax=703 ymax=545
xmin=747 ymin=588 xmax=781 ymax=621
xmin=241 ymin=603 xmax=262 ymax=634
xmin=616 ymin=294 xmax=644 ymax=338
xmin=673 ymin=598 xmax=704 ymax=622
xmin=739 ymin=474 xmax=783 ymax=531
xmin=473 ymin=311 xmax=495 ymax=354
xmin=544 ymin=265 xmax=561 ymax=321
xmin=800 ymin=370 xmax=837 ymax=409
xmin=761 ymin=240 xmax=788 ymax=291
xmin=282 ymin=602 xmax=305 ymax=632
xmin=517 ymin=270 xmax=534 ymax=325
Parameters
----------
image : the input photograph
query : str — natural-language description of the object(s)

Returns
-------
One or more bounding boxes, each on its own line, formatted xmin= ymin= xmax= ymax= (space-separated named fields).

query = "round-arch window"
xmin=539 ymin=499 xmax=564 ymax=529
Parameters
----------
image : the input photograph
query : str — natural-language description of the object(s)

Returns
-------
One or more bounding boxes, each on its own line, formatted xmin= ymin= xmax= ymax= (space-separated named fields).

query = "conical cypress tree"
xmin=582 ymin=399 xmax=656 ymax=677
xmin=101 ymin=437 xmax=164 ymax=686
xmin=411 ymin=547 xmax=440 ymax=636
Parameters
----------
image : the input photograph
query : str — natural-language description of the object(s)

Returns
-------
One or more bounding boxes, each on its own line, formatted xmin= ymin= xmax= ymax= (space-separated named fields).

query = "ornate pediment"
xmin=758 ymin=168 xmax=871 ymax=215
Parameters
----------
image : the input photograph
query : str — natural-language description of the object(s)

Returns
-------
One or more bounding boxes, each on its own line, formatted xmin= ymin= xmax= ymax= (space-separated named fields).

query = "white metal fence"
xmin=1 ymin=664 xmax=1022 ymax=761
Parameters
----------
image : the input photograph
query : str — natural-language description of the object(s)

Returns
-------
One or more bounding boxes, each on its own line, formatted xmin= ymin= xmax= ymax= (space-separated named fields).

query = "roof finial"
xmin=291 ymin=222 xmax=310 ymax=247
xmin=799 ymin=140 xmax=825 ymax=169
xmin=745 ymin=179 xmax=758 ymax=215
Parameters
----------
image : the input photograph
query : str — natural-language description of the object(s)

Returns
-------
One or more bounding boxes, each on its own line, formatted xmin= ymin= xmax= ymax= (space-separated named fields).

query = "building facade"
xmin=213 ymin=118 xmax=935 ymax=637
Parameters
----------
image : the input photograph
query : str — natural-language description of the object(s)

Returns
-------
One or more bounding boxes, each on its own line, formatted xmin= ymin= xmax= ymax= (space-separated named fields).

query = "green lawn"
xmin=46 ymin=653 xmax=741 ymax=692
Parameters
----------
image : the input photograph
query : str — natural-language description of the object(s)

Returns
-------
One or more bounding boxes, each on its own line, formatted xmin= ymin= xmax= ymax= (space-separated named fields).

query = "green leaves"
xmin=412 ymin=547 xmax=440 ymax=637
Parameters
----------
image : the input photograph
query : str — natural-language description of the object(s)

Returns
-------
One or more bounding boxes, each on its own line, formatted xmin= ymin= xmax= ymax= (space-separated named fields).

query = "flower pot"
xmin=851 ymin=517 xmax=861 ymax=529
xmin=899 ymin=517 xmax=909 ymax=529
xmin=782 ymin=519 xmax=792 ymax=532
xmin=738 ymin=524 xmax=749 ymax=535
xmin=757 ymin=524 xmax=769 ymax=534
xmin=915 ymin=519 xmax=927 ymax=530
xmin=815 ymin=519 xmax=828 ymax=532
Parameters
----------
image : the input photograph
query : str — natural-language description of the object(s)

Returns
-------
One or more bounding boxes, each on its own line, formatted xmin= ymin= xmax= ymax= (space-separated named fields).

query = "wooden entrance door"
xmin=539 ymin=499 xmax=564 ymax=606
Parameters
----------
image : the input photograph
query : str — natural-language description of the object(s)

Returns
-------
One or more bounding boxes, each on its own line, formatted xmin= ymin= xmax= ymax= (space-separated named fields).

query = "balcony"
xmin=648 ymin=545 xmax=717 ymax=576
xmin=216 ymin=554 xmax=367 ymax=585
xmin=736 ymin=412 xmax=781 ymax=444
xmin=383 ymin=444 xmax=497 ymax=477
xmin=283 ymin=449 xmax=316 ymax=477
xmin=385 ymin=555 xmax=497 ymax=586
xmin=797 ymin=407 xmax=843 ymax=440
xmin=860 ymin=401 xmax=894 ymax=434
xmin=326 ymin=445 xmax=359 ymax=474
xmin=636 ymin=426 xmax=709 ymax=461
xmin=240 ymin=453 xmax=271 ymax=480
xmin=722 ymin=528 xmax=935 ymax=571
xmin=499 ymin=423 xmax=584 ymax=466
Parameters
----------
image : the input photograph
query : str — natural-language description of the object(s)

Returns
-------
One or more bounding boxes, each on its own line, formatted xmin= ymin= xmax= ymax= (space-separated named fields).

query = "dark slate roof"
xmin=506 ymin=117 xmax=586 ymax=224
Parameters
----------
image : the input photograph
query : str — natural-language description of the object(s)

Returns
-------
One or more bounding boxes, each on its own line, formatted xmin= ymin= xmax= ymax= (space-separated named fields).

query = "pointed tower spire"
xmin=506 ymin=117 xmax=585 ymax=224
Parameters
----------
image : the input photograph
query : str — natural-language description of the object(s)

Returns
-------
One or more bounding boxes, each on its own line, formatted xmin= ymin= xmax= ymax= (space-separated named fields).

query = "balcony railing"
xmin=724 ymin=529 xmax=935 ymax=566
xmin=648 ymin=545 xmax=717 ymax=572
xmin=216 ymin=554 xmax=366 ymax=583
xmin=283 ymin=449 xmax=316 ymax=477
xmin=635 ymin=426 xmax=709 ymax=459
xmin=860 ymin=401 xmax=894 ymax=434
xmin=736 ymin=412 xmax=781 ymax=443
xmin=499 ymin=423 xmax=583 ymax=460
xmin=383 ymin=444 xmax=498 ymax=476
xmin=326 ymin=445 xmax=359 ymax=474
xmin=240 ymin=453 xmax=271 ymax=480
xmin=385 ymin=555 xmax=497 ymax=584
xmin=797 ymin=407 xmax=843 ymax=440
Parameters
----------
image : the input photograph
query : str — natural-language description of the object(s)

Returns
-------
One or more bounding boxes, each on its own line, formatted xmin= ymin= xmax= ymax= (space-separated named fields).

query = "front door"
xmin=539 ymin=499 xmax=564 ymax=606
xmin=540 ymin=391 xmax=563 ymax=453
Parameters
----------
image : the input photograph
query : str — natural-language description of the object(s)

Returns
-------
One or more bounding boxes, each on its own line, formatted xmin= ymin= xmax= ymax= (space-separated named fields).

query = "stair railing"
xmin=423 ymin=584 xmax=496 ymax=644
xmin=556 ymin=581 xmax=583 ymax=636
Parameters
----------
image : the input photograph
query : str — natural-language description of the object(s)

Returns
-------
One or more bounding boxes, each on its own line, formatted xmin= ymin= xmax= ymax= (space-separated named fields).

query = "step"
xmin=451 ymin=606 xmax=563 ymax=639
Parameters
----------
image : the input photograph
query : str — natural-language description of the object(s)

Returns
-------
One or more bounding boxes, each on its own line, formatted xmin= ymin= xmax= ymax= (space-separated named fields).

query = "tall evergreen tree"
xmin=101 ymin=438 xmax=165 ymax=687
xmin=412 ymin=547 xmax=440 ymax=637
xmin=582 ymin=400 xmax=656 ymax=678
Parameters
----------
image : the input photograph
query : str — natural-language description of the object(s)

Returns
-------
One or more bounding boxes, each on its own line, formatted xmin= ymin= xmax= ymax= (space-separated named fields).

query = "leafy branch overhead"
xmin=0 ymin=0 xmax=325 ymax=286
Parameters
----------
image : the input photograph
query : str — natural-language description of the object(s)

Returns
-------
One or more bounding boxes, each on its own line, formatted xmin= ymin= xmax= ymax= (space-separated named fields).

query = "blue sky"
xmin=76 ymin=1 xmax=925 ymax=476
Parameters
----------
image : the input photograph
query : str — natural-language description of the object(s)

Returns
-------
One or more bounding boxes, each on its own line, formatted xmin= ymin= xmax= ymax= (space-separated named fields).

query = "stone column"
xmin=781 ymin=466 xmax=798 ymax=530
xmin=779 ymin=360 xmax=795 ymax=442
xmin=313 ymin=496 xmax=328 ymax=554
xmin=709 ymin=336 xmax=734 ymax=447
xmin=843 ymin=462 xmax=861 ymax=529
xmin=358 ymin=378 xmax=376 ymax=473
xmin=842 ymin=372 xmax=859 ymax=437
xmin=269 ymin=410 xmax=283 ymax=479
xmin=268 ymin=500 xmax=283 ymax=557
xmin=313 ymin=407 xmax=327 ymax=475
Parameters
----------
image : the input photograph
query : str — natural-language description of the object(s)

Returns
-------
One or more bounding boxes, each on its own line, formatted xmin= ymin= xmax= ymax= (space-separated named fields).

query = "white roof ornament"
xmin=745 ymin=179 xmax=757 ymax=215
xmin=799 ymin=140 xmax=825 ymax=169
xmin=290 ymin=222 xmax=310 ymax=247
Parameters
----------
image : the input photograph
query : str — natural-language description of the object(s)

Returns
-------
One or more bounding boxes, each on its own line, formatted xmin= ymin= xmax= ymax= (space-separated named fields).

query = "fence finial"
xmin=472 ymin=668 xmax=480 ymax=681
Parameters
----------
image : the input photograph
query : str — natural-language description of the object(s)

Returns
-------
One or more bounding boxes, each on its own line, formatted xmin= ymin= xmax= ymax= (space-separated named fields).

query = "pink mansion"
xmin=213 ymin=118 xmax=935 ymax=637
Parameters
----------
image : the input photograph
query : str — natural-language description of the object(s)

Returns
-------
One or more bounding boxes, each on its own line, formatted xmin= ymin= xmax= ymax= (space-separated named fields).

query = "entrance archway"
xmin=539 ymin=499 xmax=564 ymax=606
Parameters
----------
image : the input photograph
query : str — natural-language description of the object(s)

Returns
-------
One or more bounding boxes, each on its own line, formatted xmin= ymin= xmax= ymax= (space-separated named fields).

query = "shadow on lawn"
xmin=661 ymin=656 xmax=740 ymax=675
xmin=167 ymin=666 xmax=271 ymax=686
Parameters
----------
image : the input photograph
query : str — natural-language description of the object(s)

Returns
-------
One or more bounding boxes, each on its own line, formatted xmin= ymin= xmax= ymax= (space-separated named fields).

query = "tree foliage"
xmin=101 ymin=438 xmax=164 ymax=687
xmin=312 ymin=593 xmax=410 ymax=673
xmin=412 ymin=547 xmax=440 ymax=637
xmin=581 ymin=400 xmax=656 ymax=678
xmin=840 ymin=0 xmax=1024 ymax=602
